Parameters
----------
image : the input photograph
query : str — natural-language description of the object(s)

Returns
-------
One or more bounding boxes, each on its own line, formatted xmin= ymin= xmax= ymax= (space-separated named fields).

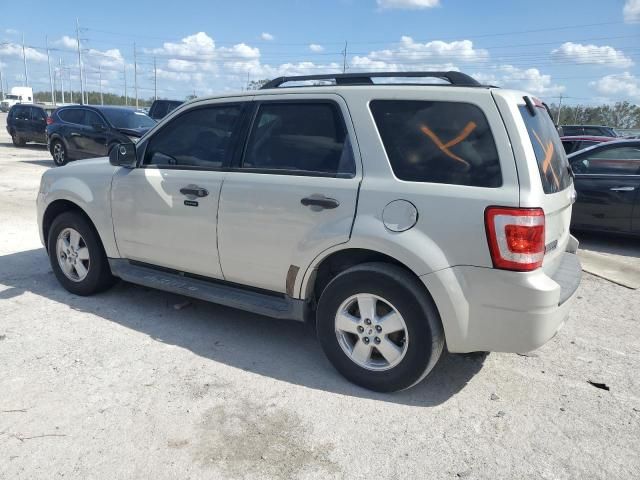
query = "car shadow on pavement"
xmin=0 ymin=248 xmax=487 ymax=407
xmin=575 ymin=231 xmax=640 ymax=259
xmin=0 ymin=142 xmax=48 ymax=150
xmin=19 ymin=159 xmax=54 ymax=168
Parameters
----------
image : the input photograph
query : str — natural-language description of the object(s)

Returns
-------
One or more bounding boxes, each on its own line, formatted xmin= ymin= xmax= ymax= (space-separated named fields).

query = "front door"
xmin=217 ymin=97 xmax=361 ymax=294
xmin=81 ymin=110 xmax=110 ymax=157
xmin=111 ymin=101 xmax=246 ymax=278
xmin=571 ymin=144 xmax=640 ymax=233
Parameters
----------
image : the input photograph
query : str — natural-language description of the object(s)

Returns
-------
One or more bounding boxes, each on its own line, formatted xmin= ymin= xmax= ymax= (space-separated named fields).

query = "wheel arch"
xmin=42 ymin=200 xmax=104 ymax=255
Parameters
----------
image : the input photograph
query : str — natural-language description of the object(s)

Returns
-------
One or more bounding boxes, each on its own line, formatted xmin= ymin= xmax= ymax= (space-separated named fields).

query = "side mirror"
xmin=109 ymin=142 xmax=137 ymax=168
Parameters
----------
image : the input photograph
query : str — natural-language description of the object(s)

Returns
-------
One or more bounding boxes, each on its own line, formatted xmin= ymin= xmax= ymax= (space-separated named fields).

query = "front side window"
xmin=572 ymin=146 xmax=640 ymax=175
xmin=519 ymin=106 xmax=572 ymax=194
xmin=145 ymin=104 xmax=243 ymax=169
xmin=370 ymin=100 xmax=502 ymax=187
xmin=84 ymin=110 xmax=106 ymax=127
xmin=242 ymin=102 xmax=355 ymax=177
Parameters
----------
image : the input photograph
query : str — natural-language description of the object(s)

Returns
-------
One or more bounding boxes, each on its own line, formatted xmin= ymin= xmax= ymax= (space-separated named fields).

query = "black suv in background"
xmin=46 ymin=105 xmax=156 ymax=166
xmin=148 ymin=99 xmax=183 ymax=120
xmin=6 ymin=104 xmax=55 ymax=146
xmin=559 ymin=125 xmax=619 ymax=137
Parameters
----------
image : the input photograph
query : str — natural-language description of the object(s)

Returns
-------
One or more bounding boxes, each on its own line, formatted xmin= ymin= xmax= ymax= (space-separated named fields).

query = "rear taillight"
xmin=485 ymin=207 xmax=545 ymax=272
xmin=46 ymin=116 xmax=53 ymax=125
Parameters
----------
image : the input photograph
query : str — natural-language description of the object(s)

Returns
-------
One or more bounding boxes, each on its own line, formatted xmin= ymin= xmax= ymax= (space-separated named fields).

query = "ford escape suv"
xmin=37 ymin=71 xmax=581 ymax=392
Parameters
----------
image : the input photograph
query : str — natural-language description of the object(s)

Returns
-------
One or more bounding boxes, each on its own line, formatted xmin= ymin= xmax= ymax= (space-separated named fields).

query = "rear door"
xmin=11 ymin=105 xmax=29 ymax=137
xmin=216 ymin=95 xmax=360 ymax=294
xmin=570 ymin=144 xmax=640 ymax=233
xmin=30 ymin=107 xmax=48 ymax=142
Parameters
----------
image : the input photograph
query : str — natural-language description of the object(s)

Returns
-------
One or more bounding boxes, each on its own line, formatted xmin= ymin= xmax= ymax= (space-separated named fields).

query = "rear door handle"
xmin=609 ymin=186 xmax=635 ymax=192
xmin=301 ymin=195 xmax=340 ymax=210
xmin=180 ymin=185 xmax=209 ymax=197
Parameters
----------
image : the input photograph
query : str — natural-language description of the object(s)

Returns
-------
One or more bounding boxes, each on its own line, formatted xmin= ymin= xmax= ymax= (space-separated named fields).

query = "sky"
xmin=0 ymin=0 xmax=639 ymax=105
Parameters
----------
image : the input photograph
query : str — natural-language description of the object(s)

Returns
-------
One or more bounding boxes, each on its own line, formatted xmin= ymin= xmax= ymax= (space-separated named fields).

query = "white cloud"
xmin=5 ymin=29 xmax=18 ymax=36
xmin=472 ymin=65 xmax=565 ymax=96
xmin=551 ymin=42 xmax=633 ymax=68
xmin=590 ymin=72 xmax=640 ymax=99
xmin=0 ymin=42 xmax=46 ymax=62
xmin=351 ymin=36 xmax=488 ymax=71
xmin=624 ymin=0 xmax=640 ymax=22
xmin=377 ymin=0 xmax=440 ymax=9
xmin=309 ymin=44 xmax=324 ymax=52
xmin=260 ymin=32 xmax=274 ymax=41
xmin=55 ymin=35 xmax=78 ymax=49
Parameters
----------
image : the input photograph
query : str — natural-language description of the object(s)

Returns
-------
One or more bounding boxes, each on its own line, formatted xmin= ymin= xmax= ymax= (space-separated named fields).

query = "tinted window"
xmin=31 ymin=107 xmax=47 ymax=121
xmin=145 ymin=105 xmax=242 ymax=168
xmin=59 ymin=108 xmax=85 ymax=124
xmin=243 ymin=102 xmax=355 ymax=177
xmin=519 ymin=106 xmax=572 ymax=194
xmin=578 ymin=141 xmax=599 ymax=150
xmin=84 ymin=110 xmax=106 ymax=127
xmin=561 ymin=126 xmax=583 ymax=136
xmin=101 ymin=109 xmax=156 ymax=129
xmin=562 ymin=140 xmax=577 ymax=154
xmin=370 ymin=100 xmax=501 ymax=187
xmin=11 ymin=106 xmax=28 ymax=120
xmin=572 ymin=146 xmax=640 ymax=175
xmin=584 ymin=127 xmax=605 ymax=136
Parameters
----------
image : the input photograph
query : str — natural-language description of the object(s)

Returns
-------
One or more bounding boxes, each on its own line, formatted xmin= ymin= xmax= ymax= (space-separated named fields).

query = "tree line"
xmin=548 ymin=101 xmax=639 ymax=129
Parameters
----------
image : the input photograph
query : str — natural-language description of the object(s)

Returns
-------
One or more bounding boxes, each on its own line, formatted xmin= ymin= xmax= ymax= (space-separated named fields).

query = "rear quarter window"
xmin=519 ymin=106 xmax=572 ymax=194
xmin=370 ymin=100 xmax=502 ymax=187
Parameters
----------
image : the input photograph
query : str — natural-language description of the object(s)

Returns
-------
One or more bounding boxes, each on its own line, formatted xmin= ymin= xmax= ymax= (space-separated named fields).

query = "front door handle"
xmin=609 ymin=186 xmax=636 ymax=192
xmin=301 ymin=195 xmax=340 ymax=210
xmin=70 ymin=132 xmax=80 ymax=137
xmin=180 ymin=185 xmax=209 ymax=197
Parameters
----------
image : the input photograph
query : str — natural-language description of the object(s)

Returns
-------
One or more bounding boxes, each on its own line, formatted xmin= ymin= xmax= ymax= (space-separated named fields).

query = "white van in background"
xmin=1 ymin=87 xmax=34 ymax=112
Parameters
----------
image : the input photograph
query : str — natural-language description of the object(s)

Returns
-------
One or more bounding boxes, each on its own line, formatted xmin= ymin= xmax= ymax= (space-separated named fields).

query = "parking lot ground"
xmin=0 ymin=112 xmax=639 ymax=479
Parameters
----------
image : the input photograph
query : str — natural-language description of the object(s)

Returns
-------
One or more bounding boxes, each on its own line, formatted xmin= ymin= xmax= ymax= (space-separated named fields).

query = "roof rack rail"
xmin=260 ymin=71 xmax=481 ymax=89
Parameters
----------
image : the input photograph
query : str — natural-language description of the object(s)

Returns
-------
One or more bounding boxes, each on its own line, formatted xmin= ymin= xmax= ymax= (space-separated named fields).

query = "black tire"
xmin=316 ymin=262 xmax=444 ymax=392
xmin=47 ymin=211 xmax=116 ymax=296
xmin=51 ymin=139 xmax=68 ymax=166
xmin=12 ymin=133 xmax=26 ymax=147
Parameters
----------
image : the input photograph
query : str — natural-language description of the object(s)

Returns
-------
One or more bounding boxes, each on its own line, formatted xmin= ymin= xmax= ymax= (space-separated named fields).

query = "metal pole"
xmin=0 ymin=70 xmax=4 ymax=100
xmin=342 ymin=41 xmax=348 ymax=73
xmin=123 ymin=64 xmax=128 ymax=106
xmin=22 ymin=33 xmax=29 ymax=86
xmin=60 ymin=59 xmax=65 ymax=103
xmin=153 ymin=56 xmax=157 ymax=100
xmin=46 ymin=36 xmax=55 ymax=104
xmin=76 ymin=18 xmax=84 ymax=104
xmin=99 ymin=66 xmax=103 ymax=105
xmin=134 ymin=42 xmax=138 ymax=108
xmin=555 ymin=95 xmax=563 ymax=125
xmin=68 ymin=67 xmax=73 ymax=103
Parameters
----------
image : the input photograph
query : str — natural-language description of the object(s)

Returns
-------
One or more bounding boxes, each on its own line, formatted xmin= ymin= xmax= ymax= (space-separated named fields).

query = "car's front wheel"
xmin=47 ymin=211 xmax=116 ymax=295
xmin=316 ymin=263 xmax=444 ymax=392
xmin=51 ymin=140 xmax=68 ymax=166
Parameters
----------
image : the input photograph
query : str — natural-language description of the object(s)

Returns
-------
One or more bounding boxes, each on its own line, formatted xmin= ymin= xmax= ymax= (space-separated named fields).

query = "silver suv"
xmin=37 ymin=71 xmax=581 ymax=392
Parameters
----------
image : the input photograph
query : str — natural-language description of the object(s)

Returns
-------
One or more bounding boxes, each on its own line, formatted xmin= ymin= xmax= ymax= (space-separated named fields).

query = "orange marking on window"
xmin=419 ymin=122 xmax=476 ymax=168
xmin=532 ymin=129 xmax=560 ymax=188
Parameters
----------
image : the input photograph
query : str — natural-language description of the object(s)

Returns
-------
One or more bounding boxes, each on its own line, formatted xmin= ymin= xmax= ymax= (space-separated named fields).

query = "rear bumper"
xmin=421 ymin=249 xmax=582 ymax=353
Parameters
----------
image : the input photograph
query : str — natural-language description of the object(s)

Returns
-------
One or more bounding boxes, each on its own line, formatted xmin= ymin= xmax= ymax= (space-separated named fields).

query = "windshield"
xmin=6 ymin=95 xmax=19 ymax=100
xmin=519 ymin=105 xmax=572 ymax=194
xmin=101 ymin=109 xmax=156 ymax=129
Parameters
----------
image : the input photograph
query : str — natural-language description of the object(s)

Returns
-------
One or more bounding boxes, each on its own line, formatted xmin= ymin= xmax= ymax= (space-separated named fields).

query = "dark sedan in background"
xmin=46 ymin=105 xmax=156 ymax=166
xmin=569 ymin=139 xmax=640 ymax=236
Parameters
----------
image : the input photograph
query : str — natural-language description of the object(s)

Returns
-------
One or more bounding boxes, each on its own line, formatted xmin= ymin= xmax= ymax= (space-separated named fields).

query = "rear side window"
xmin=243 ymin=102 xmax=355 ymax=177
xmin=370 ymin=100 xmax=501 ymax=187
xmin=58 ymin=109 xmax=85 ymax=124
xmin=519 ymin=106 xmax=572 ymax=194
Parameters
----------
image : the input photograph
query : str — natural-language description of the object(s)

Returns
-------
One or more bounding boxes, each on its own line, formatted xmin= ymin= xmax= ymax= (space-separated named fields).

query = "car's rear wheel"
xmin=316 ymin=262 xmax=444 ymax=392
xmin=51 ymin=140 xmax=68 ymax=166
xmin=47 ymin=211 xmax=116 ymax=295
xmin=11 ymin=133 xmax=25 ymax=147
